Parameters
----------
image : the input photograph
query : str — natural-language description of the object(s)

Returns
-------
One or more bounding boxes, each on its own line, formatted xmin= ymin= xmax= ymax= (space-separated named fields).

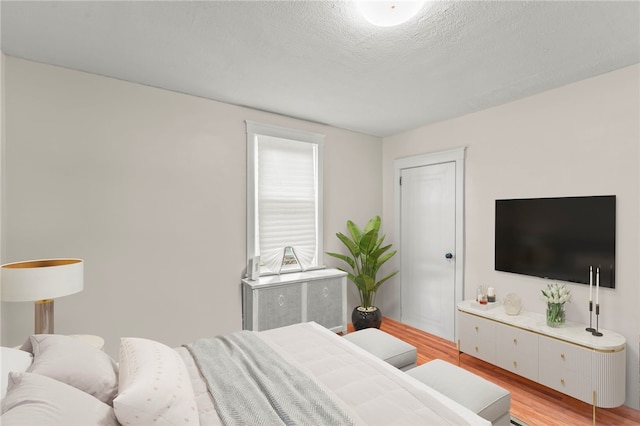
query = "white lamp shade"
xmin=1 ymin=259 xmax=84 ymax=302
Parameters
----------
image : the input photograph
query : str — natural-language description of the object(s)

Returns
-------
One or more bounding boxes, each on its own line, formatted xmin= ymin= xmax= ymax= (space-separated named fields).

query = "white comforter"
xmin=177 ymin=322 xmax=489 ymax=426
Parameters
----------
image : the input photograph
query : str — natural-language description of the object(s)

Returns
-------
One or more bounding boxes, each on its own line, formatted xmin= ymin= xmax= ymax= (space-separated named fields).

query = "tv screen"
xmin=495 ymin=195 xmax=616 ymax=288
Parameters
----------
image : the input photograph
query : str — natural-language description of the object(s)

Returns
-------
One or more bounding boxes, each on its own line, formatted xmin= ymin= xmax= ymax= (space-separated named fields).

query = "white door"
xmin=399 ymin=161 xmax=457 ymax=341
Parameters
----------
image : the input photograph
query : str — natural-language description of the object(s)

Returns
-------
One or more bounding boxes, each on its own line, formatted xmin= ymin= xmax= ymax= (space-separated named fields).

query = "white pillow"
xmin=114 ymin=337 xmax=198 ymax=425
xmin=1 ymin=347 xmax=33 ymax=399
xmin=1 ymin=372 xmax=119 ymax=426
xmin=24 ymin=334 xmax=119 ymax=405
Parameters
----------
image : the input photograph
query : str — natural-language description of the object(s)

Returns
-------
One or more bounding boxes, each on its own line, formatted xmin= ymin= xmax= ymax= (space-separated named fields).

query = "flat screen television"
xmin=495 ymin=195 xmax=616 ymax=288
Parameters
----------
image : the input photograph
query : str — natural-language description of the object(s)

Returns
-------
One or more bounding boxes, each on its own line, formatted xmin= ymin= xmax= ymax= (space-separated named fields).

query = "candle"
xmin=596 ymin=267 xmax=600 ymax=305
xmin=487 ymin=286 xmax=496 ymax=302
xmin=589 ymin=266 xmax=593 ymax=302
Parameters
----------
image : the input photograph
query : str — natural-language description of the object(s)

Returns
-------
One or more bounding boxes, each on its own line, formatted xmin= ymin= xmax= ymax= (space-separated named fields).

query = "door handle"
xmin=445 ymin=253 xmax=453 ymax=259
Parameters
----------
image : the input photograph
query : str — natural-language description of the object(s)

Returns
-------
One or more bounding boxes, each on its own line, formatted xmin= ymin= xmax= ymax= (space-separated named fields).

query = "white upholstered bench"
xmin=343 ymin=328 xmax=417 ymax=371
xmin=407 ymin=359 xmax=511 ymax=426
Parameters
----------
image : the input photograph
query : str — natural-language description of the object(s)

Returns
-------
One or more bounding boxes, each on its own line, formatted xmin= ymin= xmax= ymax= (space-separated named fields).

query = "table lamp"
xmin=1 ymin=259 xmax=84 ymax=334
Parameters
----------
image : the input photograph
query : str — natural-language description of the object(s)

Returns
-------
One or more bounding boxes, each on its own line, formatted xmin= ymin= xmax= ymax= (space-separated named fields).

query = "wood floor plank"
xmin=349 ymin=317 xmax=640 ymax=425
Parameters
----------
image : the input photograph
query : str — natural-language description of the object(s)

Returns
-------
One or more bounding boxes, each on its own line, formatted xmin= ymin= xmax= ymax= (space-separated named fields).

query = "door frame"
xmin=393 ymin=147 xmax=466 ymax=341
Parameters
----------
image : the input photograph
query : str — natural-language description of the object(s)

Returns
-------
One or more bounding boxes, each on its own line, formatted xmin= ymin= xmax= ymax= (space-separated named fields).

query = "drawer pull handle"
xmin=475 ymin=346 xmax=479 ymax=353
xmin=560 ymin=378 xmax=565 ymax=385
xmin=513 ymin=361 xmax=517 ymax=367
xmin=322 ymin=286 xmax=329 ymax=297
xmin=475 ymin=326 xmax=479 ymax=332
xmin=278 ymin=295 xmax=285 ymax=306
xmin=513 ymin=338 xmax=517 ymax=345
xmin=560 ymin=353 xmax=565 ymax=360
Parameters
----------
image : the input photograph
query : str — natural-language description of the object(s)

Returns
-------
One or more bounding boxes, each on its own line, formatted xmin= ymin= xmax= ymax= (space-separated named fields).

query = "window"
xmin=246 ymin=121 xmax=324 ymax=275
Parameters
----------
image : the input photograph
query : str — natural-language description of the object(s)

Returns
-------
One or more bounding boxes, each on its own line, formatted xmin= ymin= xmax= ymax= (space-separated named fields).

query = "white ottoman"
xmin=343 ymin=328 xmax=417 ymax=371
xmin=407 ymin=359 xmax=511 ymax=426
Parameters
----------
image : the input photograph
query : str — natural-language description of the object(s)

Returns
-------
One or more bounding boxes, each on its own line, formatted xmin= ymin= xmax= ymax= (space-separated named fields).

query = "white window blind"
xmin=246 ymin=121 xmax=324 ymax=275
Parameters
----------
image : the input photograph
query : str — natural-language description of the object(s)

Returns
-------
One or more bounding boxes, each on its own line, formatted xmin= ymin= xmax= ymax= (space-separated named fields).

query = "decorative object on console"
xmin=326 ymin=216 xmax=397 ymax=330
xmin=1 ymin=259 xmax=84 ymax=334
xmin=502 ymin=293 xmax=522 ymax=315
xmin=541 ymin=283 xmax=571 ymax=327
xmin=487 ymin=286 xmax=496 ymax=303
xmin=590 ymin=265 xmax=604 ymax=336
xmin=476 ymin=284 xmax=488 ymax=305
xmin=546 ymin=302 xmax=566 ymax=327
xmin=593 ymin=302 xmax=603 ymax=337
xmin=586 ymin=266 xmax=595 ymax=332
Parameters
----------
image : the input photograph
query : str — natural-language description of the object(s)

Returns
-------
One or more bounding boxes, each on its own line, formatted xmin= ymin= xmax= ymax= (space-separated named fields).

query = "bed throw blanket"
xmin=185 ymin=331 xmax=355 ymax=426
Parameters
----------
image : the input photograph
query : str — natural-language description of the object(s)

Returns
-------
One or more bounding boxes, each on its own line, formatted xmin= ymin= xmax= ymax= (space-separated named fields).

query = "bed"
xmin=1 ymin=322 xmax=489 ymax=425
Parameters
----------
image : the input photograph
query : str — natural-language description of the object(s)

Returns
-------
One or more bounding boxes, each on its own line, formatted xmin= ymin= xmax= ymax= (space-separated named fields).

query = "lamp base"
xmin=35 ymin=299 xmax=54 ymax=334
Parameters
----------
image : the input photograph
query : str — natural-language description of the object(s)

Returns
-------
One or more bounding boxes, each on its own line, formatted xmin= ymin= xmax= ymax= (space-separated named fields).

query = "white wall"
xmin=381 ymin=64 xmax=640 ymax=409
xmin=3 ymin=55 xmax=638 ymax=409
xmin=0 ymin=57 xmax=382 ymax=356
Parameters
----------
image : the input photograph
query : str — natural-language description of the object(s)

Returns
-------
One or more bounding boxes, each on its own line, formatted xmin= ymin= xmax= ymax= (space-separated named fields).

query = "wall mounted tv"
xmin=494 ymin=195 xmax=616 ymax=288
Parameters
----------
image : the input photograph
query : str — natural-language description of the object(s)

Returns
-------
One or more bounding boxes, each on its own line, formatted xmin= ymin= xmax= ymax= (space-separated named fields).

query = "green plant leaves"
xmin=326 ymin=215 xmax=397 ymax=309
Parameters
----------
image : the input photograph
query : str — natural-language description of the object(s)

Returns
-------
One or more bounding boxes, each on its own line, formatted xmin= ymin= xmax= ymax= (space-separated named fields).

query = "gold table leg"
xmin=592 ymin=390 xmax=596 ymax=426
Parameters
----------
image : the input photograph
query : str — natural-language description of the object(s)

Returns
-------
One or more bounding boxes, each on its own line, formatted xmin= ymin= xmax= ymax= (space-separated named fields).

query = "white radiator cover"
xmin=242 ymin=269 xmax=347 ymax=333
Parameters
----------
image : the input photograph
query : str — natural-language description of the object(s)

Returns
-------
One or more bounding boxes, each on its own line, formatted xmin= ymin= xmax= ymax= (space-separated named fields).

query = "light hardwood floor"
xmin=351 ymin=317 xmax=640 ymax=425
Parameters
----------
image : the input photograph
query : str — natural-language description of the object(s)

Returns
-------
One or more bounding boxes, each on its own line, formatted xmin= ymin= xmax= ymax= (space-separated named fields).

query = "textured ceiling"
xmin=1 ymin=1 xmax=639 ymax=137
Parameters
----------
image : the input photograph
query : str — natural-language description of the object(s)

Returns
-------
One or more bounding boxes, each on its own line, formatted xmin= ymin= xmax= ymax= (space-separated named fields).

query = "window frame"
xmin=246 ymin=120 xmax=325 ymax=275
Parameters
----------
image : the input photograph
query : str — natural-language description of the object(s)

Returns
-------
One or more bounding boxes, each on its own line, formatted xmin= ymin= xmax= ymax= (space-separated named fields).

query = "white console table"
xmin=242 ymin=269 xmax=347 ymax=333
xmin=457 ymin=300 xmax=626 ymax=410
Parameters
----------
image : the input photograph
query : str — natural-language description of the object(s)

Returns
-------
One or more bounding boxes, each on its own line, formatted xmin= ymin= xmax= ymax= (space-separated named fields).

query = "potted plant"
xmin=326 ymin=216 xmax=398 ymax=330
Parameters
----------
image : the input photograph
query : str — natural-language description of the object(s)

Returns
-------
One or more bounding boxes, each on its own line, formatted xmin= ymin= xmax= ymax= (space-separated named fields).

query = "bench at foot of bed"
xmin=407 ymin=359 xmax=511 ymax=426
xmin=343 ymin=328 xmax=417 ymax=371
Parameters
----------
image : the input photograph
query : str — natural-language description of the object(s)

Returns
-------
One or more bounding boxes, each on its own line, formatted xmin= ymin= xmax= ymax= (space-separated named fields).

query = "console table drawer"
xmin=458 ymin=312 xmax=495 ymax=363
xmin=538 ymin=335 xmax=591 ymax=374
xmin=494 ymin=322 xmax=538 ymax=381
xmin=538 ymin=335 xmax=591 ymax=403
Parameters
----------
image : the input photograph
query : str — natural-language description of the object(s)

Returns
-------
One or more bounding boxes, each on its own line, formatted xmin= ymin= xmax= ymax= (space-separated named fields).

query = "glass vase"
xmin=546 ymin=302 xmax=566 ymax=327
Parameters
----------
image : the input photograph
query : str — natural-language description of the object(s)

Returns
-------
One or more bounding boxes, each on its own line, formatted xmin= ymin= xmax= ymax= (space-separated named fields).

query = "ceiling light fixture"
xmin=357 ymin=1 xmax=425 ymax=27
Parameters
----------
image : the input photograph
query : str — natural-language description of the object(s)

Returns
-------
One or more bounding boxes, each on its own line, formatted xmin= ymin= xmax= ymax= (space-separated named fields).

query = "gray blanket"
xmin=185 ymin=330 xmax=355 ymax=426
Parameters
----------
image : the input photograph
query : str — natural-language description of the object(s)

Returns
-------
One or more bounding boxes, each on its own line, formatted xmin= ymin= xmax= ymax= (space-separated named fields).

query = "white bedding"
xmin=177 ymin=322 xmax=489 ymax=426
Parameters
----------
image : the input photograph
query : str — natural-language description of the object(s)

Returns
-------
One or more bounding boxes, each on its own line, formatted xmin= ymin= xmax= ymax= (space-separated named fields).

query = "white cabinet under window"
xmin=242 ymin=269 xmax=347 ymax=333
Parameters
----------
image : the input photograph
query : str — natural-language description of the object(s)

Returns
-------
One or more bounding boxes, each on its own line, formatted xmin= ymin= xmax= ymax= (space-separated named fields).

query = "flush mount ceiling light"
xmin=357 ymin=1 xmax=425 ymax=27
